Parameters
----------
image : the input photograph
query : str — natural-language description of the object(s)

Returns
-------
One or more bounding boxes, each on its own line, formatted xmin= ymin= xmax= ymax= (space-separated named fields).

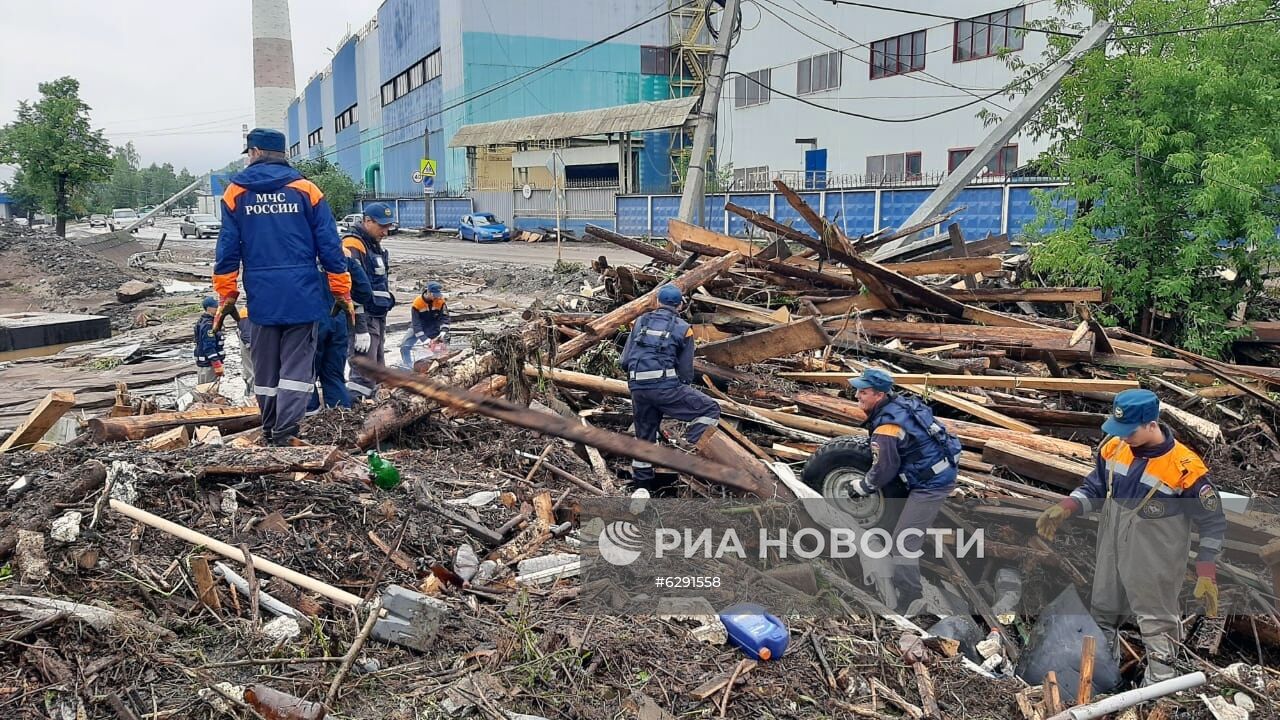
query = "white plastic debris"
xmin=976 ymin=635 xmax=1002 ymax=659
xmin=447 ymin=490 xmax=501 ymax=507
xmin=1234 ymin=694 xmax=1256 ymax=713
xmin=1201 ymin=694 xmax=1249 ymax=720
xmin=629 ymin=487 xmax=650 ymax=514
xmin=197 ymin=682 xmax=244 ymax=716
xmin=261 ymin=616 xmax=302 ymax=644
xmin=107 ymin=461 xmax=139 ymax=505
xmin=454 ymin=544 xmax=479 ymax=583
xmin=6 ymin=475 xmax=32 ymax=498
xmin=49 ymin=511 xmax=83 ymax=544
xmin=220 ymin=488 xmax=238 ymax=516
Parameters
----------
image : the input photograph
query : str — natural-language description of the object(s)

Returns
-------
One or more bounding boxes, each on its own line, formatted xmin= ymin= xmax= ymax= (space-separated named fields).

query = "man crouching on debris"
xmin=847 ymin=368 xmax=961 ymax=613
xmin=212 ymin=128 xmax=353 ymax=446
xmin=1037 ymin=389 xmax=1226 ymax=686
xmin=620 ymin=284 xmax=720 ymax=488
xmin=195 ymin=296 xmax=225 ymax=384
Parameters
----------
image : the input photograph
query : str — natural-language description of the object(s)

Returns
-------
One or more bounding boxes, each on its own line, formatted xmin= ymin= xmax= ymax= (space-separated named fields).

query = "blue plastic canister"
xmin=719 ymin=604 xmax=789 ymax=661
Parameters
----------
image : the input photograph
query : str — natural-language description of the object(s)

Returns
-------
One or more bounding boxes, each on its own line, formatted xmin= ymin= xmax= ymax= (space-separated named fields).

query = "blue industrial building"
xmin=282 ymin=0 xmax=674 ymax=199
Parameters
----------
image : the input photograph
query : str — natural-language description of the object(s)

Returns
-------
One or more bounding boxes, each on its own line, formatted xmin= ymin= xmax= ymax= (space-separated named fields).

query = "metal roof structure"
xmin=448 ymin=96 xmax=698 ymax=148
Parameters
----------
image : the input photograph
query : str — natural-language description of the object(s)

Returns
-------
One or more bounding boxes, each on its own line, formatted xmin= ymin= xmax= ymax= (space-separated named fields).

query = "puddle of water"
xmin=0 ymin=340 xmax=84 ymax=362
xmin=163 ymin=279 xmax=208 ymax=293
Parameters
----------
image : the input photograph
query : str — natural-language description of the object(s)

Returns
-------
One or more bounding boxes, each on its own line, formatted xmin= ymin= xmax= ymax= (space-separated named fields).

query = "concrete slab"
xmin=0 ymin=312 xmax=111 ymax=353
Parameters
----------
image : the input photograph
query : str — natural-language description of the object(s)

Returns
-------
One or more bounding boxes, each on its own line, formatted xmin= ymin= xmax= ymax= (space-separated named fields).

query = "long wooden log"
xmin=829 ymin=320 xmax=1092 ymax=356
xmin=553 ymin=251 xmax=741 ymax=365
xmin=194 ymin=445 xmax=345 ymax=478
xmin=670 ymin=225 xmax=864 ymax=292
xmin=585 ymin=224 xmax=685 ymax=266
xmin=354 ymin=357 xmax=787 ymax=498
xmin=358 ymin=320 xmax=550 ymax=448
xmin=777 ymin=372 xmax=1137 ymax=392
xmin=882 ymin=257 xmax=1004 ymax=277
xmin=89 ymin=406 xmax=260 ymax=442
xmin=946 ymin=287 xmax=1104 ymax=303
xmin=698 ymin=317 xmax=830 ymax=367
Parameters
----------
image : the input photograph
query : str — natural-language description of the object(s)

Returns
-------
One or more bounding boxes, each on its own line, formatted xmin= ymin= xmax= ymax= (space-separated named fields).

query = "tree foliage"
xmin=1014 ymin=0 xmax=1280 ymax=355
xmin=0 ymin=77 xmax=112 ymax=236
xmin=88 ymin=142 xmax=199 ymax=213
xmin=295 ymin=157 xmax=362 ymax=219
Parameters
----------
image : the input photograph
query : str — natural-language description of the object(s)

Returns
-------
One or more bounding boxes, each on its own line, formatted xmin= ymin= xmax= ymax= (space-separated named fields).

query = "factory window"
xmin=948 ymin=145 xmax=1019 ymax=175
xmin=641 ymin=45 xmax=671 ymax=75
xmin=334 ymin=104 xmax=358 ymax=133
xmin=797 ymin=51 xmax=841 ymax=95
xmin=307 ymin=129 xmax=323 ymax=148
xmin=731 ymin=165 xmax=770 ymax=190
xmin=866 ymin=152 xmax=922 ymax=182
xmin=734 ymin=69 xmax=771 ymax=108
xmin=289 ymin=143 xmax=300 ymax=158
xmin=871 ymin=30 xmax=926 ymax=79
xmin=955 ymin=5 xmax=1025 ymax=62
xmin=380 ymin=50 xmax=442 ymax=106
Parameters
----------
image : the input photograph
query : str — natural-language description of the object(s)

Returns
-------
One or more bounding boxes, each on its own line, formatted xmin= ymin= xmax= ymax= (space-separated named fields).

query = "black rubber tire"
xmin=801 ymin=435 xmax=909 ymax=530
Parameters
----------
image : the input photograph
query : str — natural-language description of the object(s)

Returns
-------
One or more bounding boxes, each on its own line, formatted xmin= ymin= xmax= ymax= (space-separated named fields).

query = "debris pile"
xmin=1 ymin=185 xmax=1278 ymax=719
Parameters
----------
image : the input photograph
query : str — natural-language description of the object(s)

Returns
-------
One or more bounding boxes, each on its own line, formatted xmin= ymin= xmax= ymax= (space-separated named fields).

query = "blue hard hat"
xmin=425 ymin=281 xmax=443 ymax=295
xmin=202 ymin=296 xmax=219 ymax=310
xmin=242 ymin=127 xmax=286 ymax=154
xmin=1102 ymin=388 xmax=1160 ymax=437
xmin=657 ymin=284 xmax=683 ymax=307
xmin=363 ymin=202 xmax=396 ymax=226
xmin=849 ymin=368 xmax=894 ymax=393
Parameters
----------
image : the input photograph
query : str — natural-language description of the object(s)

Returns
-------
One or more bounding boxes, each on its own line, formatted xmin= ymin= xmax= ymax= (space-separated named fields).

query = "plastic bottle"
xmin=366 ymin=451 xmax=401 ymax=490
xmin=718 ymin=603 xmax=789 ymax=661
xmin=242 ymin=683 xmax=326 ymax=720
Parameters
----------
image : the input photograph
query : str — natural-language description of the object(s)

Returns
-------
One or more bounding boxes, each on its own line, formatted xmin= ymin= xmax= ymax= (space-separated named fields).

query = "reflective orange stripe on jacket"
xmin=412 ymin=296 xmax=446 ymax=312
xmin=1100 ymin=436 xmax=1207 ymax=492
xmin=212 ymin=271 xmax=239 ymax=297
xmin=874 ymin=423 xmax=906 ymax=440
xmin=222 ymin=184 xmax=247 ymax=212
xmin=286 ymin=179 xmax=324 ymax=207
xmin=342 ymin=236 xmax=367 ymax=257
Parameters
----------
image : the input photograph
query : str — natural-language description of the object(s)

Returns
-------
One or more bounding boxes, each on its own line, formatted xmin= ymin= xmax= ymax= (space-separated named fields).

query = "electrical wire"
xmin=824 ymin=0 xmax=1082 ymax=39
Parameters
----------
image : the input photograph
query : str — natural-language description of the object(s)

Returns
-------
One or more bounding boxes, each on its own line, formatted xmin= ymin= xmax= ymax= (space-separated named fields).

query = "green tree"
xmin=2 ymin=169 xmax=48 ymax=220
xmin=1014 ymin=0 xmax=1280 ymax=356
xmin=0 ymin=77 xmax=112 ymax=236
xmin=295 ymin=157 xmax=362 ymax=219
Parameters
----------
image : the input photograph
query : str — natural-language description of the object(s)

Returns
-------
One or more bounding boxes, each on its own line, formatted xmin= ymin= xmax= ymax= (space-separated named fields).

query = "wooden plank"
xmin=906 ymin=232 xmax=1011 ymax=261
xmin=0 ymin=390 xmax=76 ymax=453
xmin=1077 ymin=635 xmax=1096 ymax=705
xmin=949 ymin=223 xmax=977 ymax=290
xmin=813 ymin=294 xmax=888 ymax=316
xmin=190 ymin=555 xmax=221 ymax=610
xmin=1228 ymin=320 xmax=1280 ymax=343
xmin=88 ymin=406 xmax=260 ymax=442
xmin=698 ymin=317 xmax=829 ymax=367
xmin=883 ymin=257 xmax=1004 ymax=276
xmin=138 ymin=426 xmax=190 ymax=451
xmin=670 ymin=221 xmax=866 ymax=292
xmin=778 ymin=372 xmax=1137 ymax=392
xmin=830 ymin=320 xmax=1091 ymax=354
xmin=945 ymin=287 xmax=1104 ymax=303
xmin=982 ymin=441 xmax=1091 ymax=491
xmin=899 ymin=383 xmax=1038 ymax=433
xmin=693 ymin=293 xmax=791 ymax=325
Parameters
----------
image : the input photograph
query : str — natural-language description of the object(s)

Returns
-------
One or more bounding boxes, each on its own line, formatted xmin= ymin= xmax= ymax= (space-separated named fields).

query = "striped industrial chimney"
xmin=251 ymin=0 xmax=296 ymax=131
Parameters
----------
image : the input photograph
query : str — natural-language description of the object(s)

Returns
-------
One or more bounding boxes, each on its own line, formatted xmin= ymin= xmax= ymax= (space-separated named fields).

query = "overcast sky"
xmin=0 ymin=0 xmax=383 ymax=184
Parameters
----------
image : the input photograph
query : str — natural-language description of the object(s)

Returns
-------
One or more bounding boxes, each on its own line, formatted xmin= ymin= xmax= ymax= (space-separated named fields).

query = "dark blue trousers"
xmin=629 ymin=383 xmax=721 ymax=483
xmin=308 ymin=314 xmax=351 ymax=412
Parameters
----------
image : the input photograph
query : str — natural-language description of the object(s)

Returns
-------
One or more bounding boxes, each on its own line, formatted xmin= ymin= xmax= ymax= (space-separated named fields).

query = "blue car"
xmin=458 ymin=213 xmax=511 ymax=243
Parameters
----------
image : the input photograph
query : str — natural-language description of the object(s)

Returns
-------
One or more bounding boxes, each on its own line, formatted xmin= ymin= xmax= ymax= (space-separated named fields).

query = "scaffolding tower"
xmin=668 ymin=0 xmax=716 ymax=190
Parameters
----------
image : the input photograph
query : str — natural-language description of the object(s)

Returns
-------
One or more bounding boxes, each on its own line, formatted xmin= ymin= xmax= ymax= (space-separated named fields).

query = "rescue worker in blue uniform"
xmin=847 ymin=368 xmax=961 ymax=612
xmin=400 ymin=281 xmax=451 ymax=367
xmin=308 ymin=256 xmax=373 ymax=412
xmin=1038 ymin=389 xmax=1225 ymax=686
xmin=194 ymin=296 xmax=225 ymax=384
xmin=620 ymin=285 xmax=721 ymax=487
xmin=213 ymin=128 xmax=352 ymax=446
xmin=342 ymin=203 xmax=397 ymax=400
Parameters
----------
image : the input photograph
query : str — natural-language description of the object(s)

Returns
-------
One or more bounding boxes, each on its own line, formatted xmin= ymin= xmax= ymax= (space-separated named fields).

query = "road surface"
xmin=67 ymin=218 xmax=651 ymax=269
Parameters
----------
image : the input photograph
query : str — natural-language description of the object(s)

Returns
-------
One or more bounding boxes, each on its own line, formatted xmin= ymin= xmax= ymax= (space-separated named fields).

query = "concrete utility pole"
xmin=873 ymin=20 xmax=1113 ymax=260
xmin=122 ymin=174 xmax=209 ymax=233
xmin=676 ymin=0 xmax=742 ymax=225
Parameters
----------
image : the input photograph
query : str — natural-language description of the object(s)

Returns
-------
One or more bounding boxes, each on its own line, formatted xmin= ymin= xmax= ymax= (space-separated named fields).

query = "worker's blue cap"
xmin=1102 ymin=388 xmax=1160 ymax=437
xmin=202 ymin=296 xmax=219 ymax=310
xmin=241 ymin=128 xmax=286 ymax=154
xmin=849 ymin=368 xmax=894 ymax=393
xmin=657 ymin=284 xmax=683 ymax=307
xmin=425 ymin=281 xmax=443 ymax=295
xmin=363 ymin=202 xmax=396 ymax=226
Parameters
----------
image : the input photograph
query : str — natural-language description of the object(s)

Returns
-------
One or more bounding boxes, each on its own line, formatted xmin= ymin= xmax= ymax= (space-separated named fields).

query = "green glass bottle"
xmin=366 ymin=451 xmax=401 ymax=490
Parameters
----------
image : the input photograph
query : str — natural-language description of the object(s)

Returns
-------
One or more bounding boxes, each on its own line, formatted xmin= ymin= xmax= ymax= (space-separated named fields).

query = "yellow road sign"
xmin=419 ymin=159 xmax=436 ymax=177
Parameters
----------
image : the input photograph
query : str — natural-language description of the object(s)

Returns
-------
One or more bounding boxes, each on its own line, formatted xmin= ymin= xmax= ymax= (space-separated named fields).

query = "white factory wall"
xmin=717 ymin=0 xmax=1091 ymax=185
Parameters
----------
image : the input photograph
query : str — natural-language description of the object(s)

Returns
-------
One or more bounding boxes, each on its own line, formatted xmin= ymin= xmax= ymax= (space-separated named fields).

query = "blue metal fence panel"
xmin=395 ymin=199 xmax=427 ymax=229
xmin=651 ymin=195 xmax=680 ymax=237
xmin=945 ymin=187 xmax=1004 ymax=239
xmin=1008 ymin=185 xmax=1073 ymax=237
xmin=773 ymin=192 xmax=821 ymax=231
xmin=878 ymin=189 xmax=934 ymax=231
xmin=703 ymin=195 xmax=726 ymax=232
xmin=823 ymin=191 xmax=875 ymax=237
xmin=727 ymin=194 xmax=771 ymax=236
xmin=432 ymin=198 xmax=473 ymax=229
xmin=616 ymin=196 xmax=649 ymax=236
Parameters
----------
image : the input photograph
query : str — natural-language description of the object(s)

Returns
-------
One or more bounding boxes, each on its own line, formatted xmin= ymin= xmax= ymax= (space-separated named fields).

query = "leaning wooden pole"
xmin=351 ymin=357 xmax=780 ymax=497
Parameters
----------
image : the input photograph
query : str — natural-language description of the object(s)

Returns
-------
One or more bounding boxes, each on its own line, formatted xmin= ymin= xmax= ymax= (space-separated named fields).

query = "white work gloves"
xmin=354 ymin=333 xmax=371 ymax=353
xmin=848 ymin=476 xmax=877 ymax=498
xmin=438 ymin=330 xmax=450 ymax=344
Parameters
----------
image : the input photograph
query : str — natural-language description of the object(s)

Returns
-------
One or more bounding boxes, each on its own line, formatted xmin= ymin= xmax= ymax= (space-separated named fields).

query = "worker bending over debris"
xmin=620 ymin=284 xmax=721 ymax=488
xmin=847 ymin=367 xmax=961 ymax=613
xmin=213 ymin=128 xmax=352 ymax=446
xmin=194 ymin=296 xmax=225 ymax=384
xmin=400 ymin=281 xmax=450 ymax=367
xmin=1038 ymin=388 xmax=1225 ymax=686
xmin=343 ymin=202 xmax=397 ymax=399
